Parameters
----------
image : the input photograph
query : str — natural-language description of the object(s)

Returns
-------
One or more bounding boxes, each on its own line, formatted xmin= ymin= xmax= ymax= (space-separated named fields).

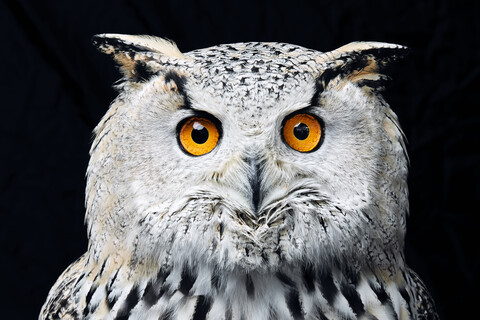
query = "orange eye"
xmin=282 ymin=113 xmax=323 ymax=152
xmin=178 ymin=117 xmax=220 ymax=156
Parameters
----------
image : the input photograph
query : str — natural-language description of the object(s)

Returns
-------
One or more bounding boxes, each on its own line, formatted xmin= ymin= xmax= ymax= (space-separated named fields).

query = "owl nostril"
xmin=247 ymin=157 xmax=262 ymax=214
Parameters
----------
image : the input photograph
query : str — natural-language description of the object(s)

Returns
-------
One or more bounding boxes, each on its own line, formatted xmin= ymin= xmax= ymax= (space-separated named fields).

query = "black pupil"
xmin=293 ymin=123 xmax=309 ymax=140
xmin=191 ymin=122 xmax=209 ymax=144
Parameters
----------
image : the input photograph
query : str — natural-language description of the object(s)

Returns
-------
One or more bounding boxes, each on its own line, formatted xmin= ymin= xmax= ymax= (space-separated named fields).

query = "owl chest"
xmin=81 ymin=267 xmax=414 ymax=320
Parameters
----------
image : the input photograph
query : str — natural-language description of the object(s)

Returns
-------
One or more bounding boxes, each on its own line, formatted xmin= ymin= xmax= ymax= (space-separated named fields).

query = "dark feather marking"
xmin=50 ymin=298 xmax=69 ymax=319
xmin=73 ymin=272 xmax=86 ymax=289
xmin=157 ymin=268 xmax=169 ymax=284
xmin=261 ymin=250 xmax=269 ymax=262
xmin=90 ymin=128 xmax=111 ymax=155
xmin=218 ymin=222 xmax=224 ymax=238
xmin=246 ymin=274 xmax=255 ymax=298
xmin=133 ymin=61 xmax=156 ymax=82
xmin=164 ymin=71 xmax=186 ymax=92
xmin=317 ymin=67 xmax=342 ymax=91
xmin=106 ymin=292 xmax=119 ymax=311
xmin=99 ymin=259 xmax=108 ymax=276
xmin=360 ymin=47 xmax=409 ymax=64
xmin=141 ymin=269 xmax=168 ymax=306
xmin=164 ymin=71 xmax=192 ymax=110
xmin=91 ymin=36 xmax=160 ymax=83
xmin=159 ymin=286 xmax=168 ymax=298
xmin=399 ymin=286 xmax=411 ymax=305
xmin=318 ymin=216 xmax=327 ymax=232
xmin=248 ymin=156 xmax=262 ymax=213
xmin=105 ymin=268 xmax=121 ymax=310
xmin=142 ymin=280 xmax=160 ymax=307
xmin=83 ymin=283 xmax=99 ymax=316
xmin=286 ymin=289 xmax=304 ymax=319
xmin=302 ymin=265 xmax=316 ymax=293
xmin=211 ymin=270 xmax=221 ymax=290
xmin=340 ymin=282 xmax=365 ymax=316
xmin=277 ymin=272 xmax=295 ymax=287
xmin=91 ymin=269 xmax=102 ymax=284
xmin=345 ymin=268 xmax=360 ymax=287
xmin=58 ymin=298 xmax=68 ymax=310
xmin=316 ymin=46 xmax=406 ymax=93
xmin=357 ymin=79 xmax=387 ymax=91
xmin=114 ymin=285 xmax=141 ymax=319
xmin=315 ymin=307 xmax=329 ymax=320
xmin=142 ymin=270 xmax=166 ymax=307
xmin=192 ymin=295 xmax=212 ymax=320
xmin=88 ymin=291 xmax=103 ymax=316
xmin=319 ymin=271 xmax=338 ymax=305
xmin=334 ymin=206 xmax=344 ymax=215
xmin=158 ymin=270 xmax=175 ymax=298
xmin=92 ymin=35 xmax=152 ymax=54
xmin=107 ymin=268 xmax=120 ymax=292
xmin=310 ymin=79 xmax=325 ymax=106
xmin=275 ymin=247 xmax=283 ymax=261
xmin=179 ymin=267 xmax=196 ymax=295
xmin=340 ymin=55 xmax=370 ymax=76
xmin=368 ymin=280 xmax=390 ymax=304
xmin=368 ymin=280 xmax=397 ymax=319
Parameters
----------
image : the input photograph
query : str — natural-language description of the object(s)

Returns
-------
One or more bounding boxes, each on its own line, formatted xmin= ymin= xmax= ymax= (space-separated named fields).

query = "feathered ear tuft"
xmin=92 ymin=33 xmax=186 ymax=82
xmin=315 ymin=42 xmax=409 ymax=92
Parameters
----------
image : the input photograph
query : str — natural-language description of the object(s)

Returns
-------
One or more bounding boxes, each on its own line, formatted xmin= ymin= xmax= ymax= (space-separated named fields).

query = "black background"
xmin=2 ymin=0 xmax=479 ymax=319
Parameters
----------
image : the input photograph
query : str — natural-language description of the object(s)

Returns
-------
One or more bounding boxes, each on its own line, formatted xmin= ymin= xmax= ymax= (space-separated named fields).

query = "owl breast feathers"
xmin=40 ymin=34 xmax=438 ymax=320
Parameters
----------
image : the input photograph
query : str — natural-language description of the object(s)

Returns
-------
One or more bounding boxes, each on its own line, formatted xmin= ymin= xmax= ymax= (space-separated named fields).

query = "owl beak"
xmin=247 ymin=156 xmax=262 ymax=214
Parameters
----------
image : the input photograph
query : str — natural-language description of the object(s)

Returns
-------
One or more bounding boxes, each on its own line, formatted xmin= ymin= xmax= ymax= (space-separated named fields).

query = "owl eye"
xmin=282 ymin=113 xmax=323 ymax=152
xmin=178 ymin=116 xmax=220 ymax=156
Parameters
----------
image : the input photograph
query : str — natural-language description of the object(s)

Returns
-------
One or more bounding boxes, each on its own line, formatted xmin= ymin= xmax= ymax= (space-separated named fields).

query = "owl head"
xmin=87 ymin=34 xmax=408 ymax=277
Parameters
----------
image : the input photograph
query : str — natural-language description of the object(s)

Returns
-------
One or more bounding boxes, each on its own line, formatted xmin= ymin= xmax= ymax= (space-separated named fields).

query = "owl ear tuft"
xmin=92 ymin=33 xmax=186 ymax=82
xmin=316 ymin=42 xmax=409 ymax=92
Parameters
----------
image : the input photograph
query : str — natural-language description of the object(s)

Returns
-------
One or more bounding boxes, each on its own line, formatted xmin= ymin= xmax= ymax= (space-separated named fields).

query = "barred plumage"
xmin=40 ymin=34 xmax=438 ymax=320
xmin=41 ymin=258 xmax=436 ymax=319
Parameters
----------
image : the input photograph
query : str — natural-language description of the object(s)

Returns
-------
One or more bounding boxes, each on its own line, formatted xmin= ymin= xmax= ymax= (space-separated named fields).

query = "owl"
xmin=40 ymin=34 xmax=438 ymax=320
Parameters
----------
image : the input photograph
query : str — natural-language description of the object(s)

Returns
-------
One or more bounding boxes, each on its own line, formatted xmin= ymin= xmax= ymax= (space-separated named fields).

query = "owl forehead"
xmin=181 ymin=42 xmax=324 ymax=127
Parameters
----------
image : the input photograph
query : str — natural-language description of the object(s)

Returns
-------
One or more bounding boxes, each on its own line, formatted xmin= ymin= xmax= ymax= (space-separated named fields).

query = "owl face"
xmin=88 ymin=35 xmax=409 ymax=274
